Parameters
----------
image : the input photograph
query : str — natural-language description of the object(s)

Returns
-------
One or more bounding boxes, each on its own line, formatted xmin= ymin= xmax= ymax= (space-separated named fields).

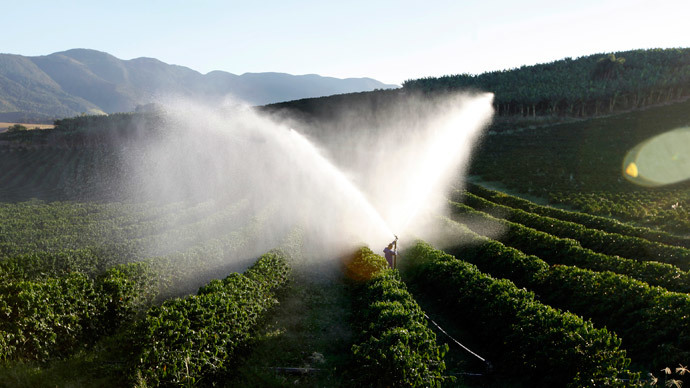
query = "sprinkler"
xmin=393 ymin=234 xmax=398 ymax=268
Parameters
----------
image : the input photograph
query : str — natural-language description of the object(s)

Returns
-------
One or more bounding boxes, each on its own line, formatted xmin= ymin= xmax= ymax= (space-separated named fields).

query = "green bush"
xmin=451 ymin=200 xmax=690 ymax=293
xmin=440 ymin=217 xmax=690 ymax=368
xmin=534 ymin=265 xmax=690 ymax=368
xmin=344 ymin=246 xmax=390 ymax=282
xmin=404 ymin=241 xmax=634 ymax=387
xmin=7 ymin=124 xmax=28 ymax=132
xmin=0 ymin=273 xmax=102 ymax=361
xmin=0 ymin=263 xmax=158 ymax=362
xmin=348 ymin=247 xmax=448 ymax=387
xmin=462 ymin=190 xmax=690 ymax=271
xmin=129 ymin=250 xmax=291 ymax=386
xmin=466 ymin=183 xmax=690 ymax=248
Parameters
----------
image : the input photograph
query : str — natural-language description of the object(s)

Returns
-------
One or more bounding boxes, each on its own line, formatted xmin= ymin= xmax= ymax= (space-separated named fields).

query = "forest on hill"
xmin=404 ymin=48 xmax=690 ymax=118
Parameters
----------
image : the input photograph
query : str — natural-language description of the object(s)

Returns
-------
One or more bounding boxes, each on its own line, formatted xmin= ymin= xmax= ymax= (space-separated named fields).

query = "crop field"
xmin=1 ymin=96 xmax=690 ymax=387
xmin=468 ymin=98 xmax=690 ymax=236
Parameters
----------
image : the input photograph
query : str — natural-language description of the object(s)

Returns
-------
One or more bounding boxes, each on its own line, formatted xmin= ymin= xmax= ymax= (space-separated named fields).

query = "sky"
xmin=4 ymin=0 xmax=690 ymax=85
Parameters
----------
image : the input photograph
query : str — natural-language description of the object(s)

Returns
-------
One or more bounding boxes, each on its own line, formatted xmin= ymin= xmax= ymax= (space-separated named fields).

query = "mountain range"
xmin=0 ymin=49 xmax=398 ymax=121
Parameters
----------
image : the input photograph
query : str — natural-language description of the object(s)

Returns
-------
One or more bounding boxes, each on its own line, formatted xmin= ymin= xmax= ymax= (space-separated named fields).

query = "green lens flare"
xmin=623 ymin=126 xmax=690 ymax=187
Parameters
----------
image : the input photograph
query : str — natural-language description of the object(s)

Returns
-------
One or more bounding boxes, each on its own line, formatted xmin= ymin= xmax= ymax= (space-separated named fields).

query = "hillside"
xmin=265 ymin=48 xmax=690 ymax=124
xmin=0 ymin=49 xmax=398 ymax=121
xmin=404 ymin=48 xmax=690 ymax=118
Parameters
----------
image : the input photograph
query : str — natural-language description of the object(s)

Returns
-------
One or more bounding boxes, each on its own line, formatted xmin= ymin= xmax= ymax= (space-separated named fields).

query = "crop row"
xmin=0 ymin=263 xmax=158 ymax=362
xmin=549 ymin=190 xmax=690 ymax=235
xmin=0 ymin=208 xmax=285 ymax=363
xmin=0 ymin=148 xmax=116 ymax=202
xmin=450 ymin=200 xmax=690 ymax=293
xmin=402 ymin=240 xmax=634 ymax=387
xmin=117 ymin=204 xmax=283 ymax=302
xmin=0 ymin=198 xmax=241 ymax=260
xmin=437 ymin=217 xmax=690 ymax=368
xmin=0 ymin=198 xmax=253 ymax=282
xmin=461 ymin=190 xmax=690 ymax=270
xmin=127 ymin=249 xmax=292 ymax=386
xmin=466 ymin=183 xmax=690 ymax=249
xmin=346 ymin=247 xmax=448 ymax=387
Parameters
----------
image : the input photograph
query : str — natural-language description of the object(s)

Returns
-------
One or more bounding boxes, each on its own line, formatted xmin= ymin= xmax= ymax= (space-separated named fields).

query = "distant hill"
xmin=0 ymin=49 xmax=398 ymax=121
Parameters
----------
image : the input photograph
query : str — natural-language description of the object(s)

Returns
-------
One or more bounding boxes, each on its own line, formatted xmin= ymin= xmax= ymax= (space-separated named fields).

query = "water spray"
xmin=125 ymin=92 xmax=495 ymax=274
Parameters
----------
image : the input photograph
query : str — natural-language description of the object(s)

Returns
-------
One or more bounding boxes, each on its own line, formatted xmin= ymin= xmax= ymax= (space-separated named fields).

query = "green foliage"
xmin=0 ymin=197 xmax=284 ymax=368
xmin=459 ymin=191 xmax=690 ymax=289
xmin=0 ymin=270 xmax=150 ymax=362
xmin=0 ymin=273 xmax=99 ymax=362
xmin=344 ymin=246 xmax=389 ymax=282
xmin=7 ymin=124 xmax=28 ymax=132
xmin=403 ymin=241 xmax=633 ymax=387
xmin=451 ymin=199 xmax=690 ymax=292
xmin=551 ymin=190 xmax=690 ymax=235
xmin=129 ymin=250 xmax=292 ymax=386
xmin=97 ymin=262 xmax=160 ymax=325
xmin=0 ymin=249 xmax=104 ymax=282
xmin=347 ymin=247 xmax=448 ymax=387
xmin=533 ymin=265 xmax=690 ymax=368
xmin=467 ymin=183 xmax=690 ymax=249
xmin=404 ymin=48 xmax=690 ymax=117
xmin=592 ymin=54 xmax=626 ymax=81
xmin=467 ymin=95 xmax=690 ymax=206
xmin=440 ymin=213 xmax=690 ymax=368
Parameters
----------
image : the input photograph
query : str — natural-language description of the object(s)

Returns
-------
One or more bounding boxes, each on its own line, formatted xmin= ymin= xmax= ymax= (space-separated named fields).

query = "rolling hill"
xmin=0 ymin=49 xmax=398 ymax=121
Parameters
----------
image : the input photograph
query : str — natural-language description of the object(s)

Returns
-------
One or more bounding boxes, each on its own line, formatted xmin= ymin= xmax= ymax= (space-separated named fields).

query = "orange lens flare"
xmin=625 ymin=162 xmax=638 ymax=178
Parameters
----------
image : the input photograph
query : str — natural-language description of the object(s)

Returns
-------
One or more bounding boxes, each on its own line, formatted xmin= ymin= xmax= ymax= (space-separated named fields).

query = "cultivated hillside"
xmin=2 ymin=48 xmax=690 ymax=386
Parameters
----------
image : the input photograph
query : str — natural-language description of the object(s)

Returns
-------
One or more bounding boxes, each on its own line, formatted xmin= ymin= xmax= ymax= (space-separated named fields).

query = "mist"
xmin=122 ymin=92 xmax=494 ymax=275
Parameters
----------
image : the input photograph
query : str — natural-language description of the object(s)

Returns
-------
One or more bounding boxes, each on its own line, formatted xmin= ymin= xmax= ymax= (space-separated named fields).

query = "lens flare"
xmin=625 ymin=162 xmax=638 ymax=178
xmin=623 ymin=126 xmax=690 ymax=187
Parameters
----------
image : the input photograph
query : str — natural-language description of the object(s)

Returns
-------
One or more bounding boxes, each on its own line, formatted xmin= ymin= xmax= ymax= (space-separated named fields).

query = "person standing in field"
xmin=383 ymin=237 xmax=398 ymax=268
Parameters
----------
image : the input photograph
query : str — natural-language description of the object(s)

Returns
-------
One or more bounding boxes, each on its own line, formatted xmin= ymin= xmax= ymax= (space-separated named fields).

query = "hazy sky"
xmin=4 ymin=0 xmax=689 ymax=85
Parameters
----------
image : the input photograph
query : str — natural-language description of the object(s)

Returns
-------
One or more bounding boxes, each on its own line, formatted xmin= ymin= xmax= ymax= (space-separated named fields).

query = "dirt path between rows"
xmin=230 ymin=267 xmax=354 ymax=387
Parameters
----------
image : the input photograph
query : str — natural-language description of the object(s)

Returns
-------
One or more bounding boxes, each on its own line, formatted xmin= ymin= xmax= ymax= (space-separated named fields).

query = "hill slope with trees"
xmin=404 ymin=48 xmax=690 ymax=118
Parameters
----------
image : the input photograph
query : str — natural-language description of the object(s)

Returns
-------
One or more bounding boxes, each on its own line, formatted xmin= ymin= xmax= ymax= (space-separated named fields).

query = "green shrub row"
xmin=403 ymin=240 xmax=633 ymax=387
xmin=462 ymin=190 xmax=690 ymax=270
xmin=347 ymin=247 xmax=448 ymax=388
xmin=128 ymin=250 xmax=291 ymax=386
xmin=0 ymin=200 xmax=166 ymax=258
xmin=466 ymin=183 xmax=690 ymax=249
xmin=534 ymin=265 xmax=690 ymax=369
xmin=450 ymin=200 xmax=690 ymax=293
xmin=0 ymin=264 xmax=158 ymax=362
xmin=0 ymin=198 xmax=252 ymax=282
xmin=0 ymin=211 xmax=281 ymax=363
xmin=549 ymin=190 xmax=690 ymax=235
xmin=438 ymin=217 xmax=690 ymax=368
xmin=0 ymin=249 xmax=106 ymax=282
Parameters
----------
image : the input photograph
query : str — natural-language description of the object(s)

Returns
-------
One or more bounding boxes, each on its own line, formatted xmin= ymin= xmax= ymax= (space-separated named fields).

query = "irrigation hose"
xmin=423 ymin=312 xmax=489 ymax=365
